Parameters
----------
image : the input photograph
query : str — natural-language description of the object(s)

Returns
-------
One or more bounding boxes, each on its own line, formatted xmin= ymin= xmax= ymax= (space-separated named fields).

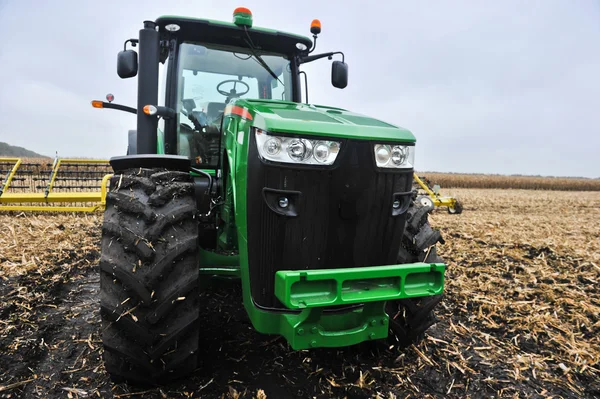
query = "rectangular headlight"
xmin=255 ymin=129 xmax=342 ymax=165
xmin=374 ymin=144 xmax=415 ymax=169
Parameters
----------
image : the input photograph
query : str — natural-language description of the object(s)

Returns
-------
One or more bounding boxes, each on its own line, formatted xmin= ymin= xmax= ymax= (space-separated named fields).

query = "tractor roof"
xmin=155 ymin=16 xmax=312 ymax=57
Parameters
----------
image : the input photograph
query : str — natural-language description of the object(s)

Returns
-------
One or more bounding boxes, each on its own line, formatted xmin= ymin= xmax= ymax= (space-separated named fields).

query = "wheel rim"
xmin=448 ymin=201 xmax=463 ymax=214
xmin=419 ymin=197 xmax=433 ymax=208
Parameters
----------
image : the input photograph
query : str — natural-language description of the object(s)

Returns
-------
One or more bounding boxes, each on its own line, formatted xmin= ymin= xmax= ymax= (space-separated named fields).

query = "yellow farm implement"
xmin=0 ymin=157 xmax=112 ymax=212
xmin=413 ymin=174 xmax=463 ymax=214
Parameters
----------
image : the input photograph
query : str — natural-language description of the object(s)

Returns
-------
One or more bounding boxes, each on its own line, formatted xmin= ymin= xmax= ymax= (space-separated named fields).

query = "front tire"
xmin=100 ymin=168 xmax=200 ymax=385
xmin=386 ymin=201 xmax=445 ymax=348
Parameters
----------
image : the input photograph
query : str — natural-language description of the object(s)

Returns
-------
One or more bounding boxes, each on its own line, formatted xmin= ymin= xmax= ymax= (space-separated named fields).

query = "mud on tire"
xmin=386 ymin=201 xmax=445 ymax=349
xmin=100 ymin=168 xmax=200 ymax=385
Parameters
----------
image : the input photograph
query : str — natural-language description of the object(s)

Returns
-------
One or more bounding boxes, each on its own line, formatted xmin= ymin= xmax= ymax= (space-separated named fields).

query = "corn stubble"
xmin=0 ymin=188 xmax=598 ymax=398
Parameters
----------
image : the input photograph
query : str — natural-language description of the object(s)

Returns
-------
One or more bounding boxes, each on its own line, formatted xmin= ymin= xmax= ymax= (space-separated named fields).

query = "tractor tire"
xmin=448 ymin=200 xmax=463 ymax=214
xmin=99 ymin=167 xmax=200 ymax=385
xmin=386 ymin=201 xmax=445 ymax=349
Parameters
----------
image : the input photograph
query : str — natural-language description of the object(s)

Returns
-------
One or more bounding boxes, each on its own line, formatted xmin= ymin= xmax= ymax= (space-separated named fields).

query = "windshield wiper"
xmin=243 ymin=27 xmax=283 ymax=86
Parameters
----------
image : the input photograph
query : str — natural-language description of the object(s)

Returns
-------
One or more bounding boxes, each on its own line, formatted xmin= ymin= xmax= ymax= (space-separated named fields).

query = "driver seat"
xmin=206 ymin=102 xmax=226 ymax=126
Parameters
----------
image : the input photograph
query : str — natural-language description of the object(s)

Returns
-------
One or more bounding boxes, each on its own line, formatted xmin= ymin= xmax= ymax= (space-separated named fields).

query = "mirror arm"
xmin=299 ymin=51 xmax=344 ymax=65
xmin=123 ymin=39 xmax=139 ymax=51
xmin=94 ymin=101 xmax=137 ymax=114
xmin=332 ymin=51 xmax=345 ymax=63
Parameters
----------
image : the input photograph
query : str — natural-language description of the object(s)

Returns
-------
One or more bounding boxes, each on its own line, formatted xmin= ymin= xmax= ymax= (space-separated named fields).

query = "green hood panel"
xmin=236 ymin=99 xmax=416 ymax=143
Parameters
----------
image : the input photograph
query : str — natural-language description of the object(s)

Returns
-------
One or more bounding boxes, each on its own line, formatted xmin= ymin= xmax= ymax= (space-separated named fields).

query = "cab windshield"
xmin=176 ymin=42 xmax=292 ymax=166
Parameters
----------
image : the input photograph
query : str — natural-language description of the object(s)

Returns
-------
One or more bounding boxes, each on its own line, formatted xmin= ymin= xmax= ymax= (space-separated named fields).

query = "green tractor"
xmin=94 ymin=7 xmax=447 ymax=385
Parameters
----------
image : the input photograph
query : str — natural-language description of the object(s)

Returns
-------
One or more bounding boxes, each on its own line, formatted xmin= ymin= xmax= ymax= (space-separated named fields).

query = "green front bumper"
xmin=272 ymin=262 xmax=445 ymax=350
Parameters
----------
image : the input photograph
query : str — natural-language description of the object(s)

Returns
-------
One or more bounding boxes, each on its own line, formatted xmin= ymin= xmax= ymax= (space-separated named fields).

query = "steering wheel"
xmin=217 ymin=79 xmax=250 ymax=100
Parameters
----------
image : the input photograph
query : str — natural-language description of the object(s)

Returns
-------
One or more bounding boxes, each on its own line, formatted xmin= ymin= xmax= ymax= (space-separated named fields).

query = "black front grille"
xmin=246 ymin=135 xmax=413 ymax=309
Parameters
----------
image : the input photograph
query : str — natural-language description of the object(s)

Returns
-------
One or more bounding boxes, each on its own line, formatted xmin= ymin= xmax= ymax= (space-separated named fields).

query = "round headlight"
xmin=313 ymin=141 xmax=330 ymax=163
xmin=264 ymin=137 xmax=282 ymax=156
xmin=375 ymin=145 xmax=391 ymax=165
xmin=391 ymin=145 xmax=408 ymax=165
xmin=329 ymin=141 xmax=340 ymax=154
xmin=287 ymin=139 xmax=310 ymax=161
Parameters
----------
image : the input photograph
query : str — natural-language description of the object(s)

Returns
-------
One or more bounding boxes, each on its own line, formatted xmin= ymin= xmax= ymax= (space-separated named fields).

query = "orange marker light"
xmin=310 ymin=19 xmax=321 ymax=35
xmin=234 ymin=7 xmax=252 ymax=16
xmin=91 ymin=100 xmax=103 ymax=108
xmin=143 ymin=105 xmax=157 ymax=115
xmin=233 ymin=7 xmax=253 ymax=27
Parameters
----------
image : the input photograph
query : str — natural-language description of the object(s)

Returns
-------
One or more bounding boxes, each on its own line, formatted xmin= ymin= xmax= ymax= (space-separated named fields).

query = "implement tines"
xmin=43 ymin=159 xmax=112 ymax=210
xmin=1 ymin=158 xmax=47 ymax=195
xmin=0 ymin=157 xmax=112 ymax=212
xmin=50 ymin=160 xmax=111 ymax=194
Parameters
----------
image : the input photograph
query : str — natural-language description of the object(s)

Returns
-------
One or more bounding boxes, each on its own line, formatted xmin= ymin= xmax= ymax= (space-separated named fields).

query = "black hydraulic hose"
xmin=190 ymin=167 xmax=213 ymax=193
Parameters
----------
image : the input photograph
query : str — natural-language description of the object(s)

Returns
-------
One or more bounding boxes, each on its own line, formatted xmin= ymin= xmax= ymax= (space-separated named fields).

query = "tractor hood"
xmin=236 ymin=99 xmax=416 ymax=143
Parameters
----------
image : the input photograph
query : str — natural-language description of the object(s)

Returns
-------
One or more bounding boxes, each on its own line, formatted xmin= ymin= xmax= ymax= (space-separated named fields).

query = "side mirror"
xmin=331 ymin=61 xmax=348 ymax=89
xmin=117 ymin=50 xmax=138 ymax=79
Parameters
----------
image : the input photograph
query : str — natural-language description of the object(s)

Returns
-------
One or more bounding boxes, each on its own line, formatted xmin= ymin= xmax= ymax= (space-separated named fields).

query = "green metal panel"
xmin=157 ymin=128 xmax=165 ymax=154
xmin=199 ymin=248 xmax=239 ymax=267
xmin=272 ymin=263 xmax=445 ymax=349
xmin=213 ymin=100 xmax=444 ymax=350
xmin=191 ymin=169 xmax=216 ymax=176
xmin=274 ymin=263 xmax=445 ymax=309
xmin=280 ymin=302 xmax=390 ymax=350
xmin=234 ymin=99 xmax=417 ymax=142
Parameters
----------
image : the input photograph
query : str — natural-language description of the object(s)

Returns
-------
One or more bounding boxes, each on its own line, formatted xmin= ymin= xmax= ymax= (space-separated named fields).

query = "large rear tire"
xmin=386 ymin=201 xmax=445 ymax=348
xmin=100 ymin=168 xmax=200 ymax=385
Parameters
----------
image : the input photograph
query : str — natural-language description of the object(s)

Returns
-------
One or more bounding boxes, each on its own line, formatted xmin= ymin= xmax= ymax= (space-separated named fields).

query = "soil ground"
xmin=1 ymin=189 xmax=599 ymax=398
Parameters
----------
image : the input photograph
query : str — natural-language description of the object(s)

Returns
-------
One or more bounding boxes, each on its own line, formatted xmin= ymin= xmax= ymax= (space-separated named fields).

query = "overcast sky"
xmin=0 ymin=0 xmax=598 ymax=177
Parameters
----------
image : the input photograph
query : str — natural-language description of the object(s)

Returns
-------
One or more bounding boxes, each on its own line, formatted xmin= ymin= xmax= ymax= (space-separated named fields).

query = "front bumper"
xmin=273 ymin=262 xmax=445 ymax=350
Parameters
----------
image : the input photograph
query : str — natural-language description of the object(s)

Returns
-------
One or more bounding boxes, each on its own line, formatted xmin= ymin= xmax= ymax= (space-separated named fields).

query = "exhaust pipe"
xmin=136 ymin=21 xmax=160 ymax=154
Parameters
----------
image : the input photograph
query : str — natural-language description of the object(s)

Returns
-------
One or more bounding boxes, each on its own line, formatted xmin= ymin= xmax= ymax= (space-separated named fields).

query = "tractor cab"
xmin=107 ymin=8 xmax=346 ymax=169
xmin=173 ymin=39 xmax=296 ymax=167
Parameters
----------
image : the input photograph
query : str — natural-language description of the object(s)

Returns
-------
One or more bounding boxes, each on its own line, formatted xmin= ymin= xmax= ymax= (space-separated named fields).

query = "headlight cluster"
xmin=374 ymin=144 xmax=414 ymax=169
xmin=255 ymin=129 xmax=341 ymax=165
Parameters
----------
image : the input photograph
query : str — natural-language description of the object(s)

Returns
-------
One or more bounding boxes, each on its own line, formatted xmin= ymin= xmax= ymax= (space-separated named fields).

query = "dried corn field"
xmin=418 ymin=172 xmax=600 ymax=191
xmin=0 ymin=188 xmax=599 ymax=398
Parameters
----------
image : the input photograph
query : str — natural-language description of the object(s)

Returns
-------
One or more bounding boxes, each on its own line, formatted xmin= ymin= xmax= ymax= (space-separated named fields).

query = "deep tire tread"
xmin=100 ymin=257 xmax=152 ymax=304
xmin=107 ymin=191 xmax=157 ymax=222
xmin=148 ymin=183 xmax=194 ymax=207
xmin=102 ymin=221 xmax=155 ymax=261
xmin=146 ymin=276 xmax=199 ymax=324
xmin=147 ymin=203 xmax=197 ymax=240
xmin=387 ymin=200 xmax=445 ymax=349
xmin=100 ymin=167 xmax=200 ymax=385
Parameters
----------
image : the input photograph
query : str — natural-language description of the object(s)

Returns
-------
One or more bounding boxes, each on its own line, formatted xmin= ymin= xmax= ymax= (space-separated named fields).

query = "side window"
xmin=177 ymin=70 xmax=259 ymax=167
xmin=270 ymin=63 xmax=292 ymax=101
xmin=271 ymin=78 xmax=285 ymax=101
